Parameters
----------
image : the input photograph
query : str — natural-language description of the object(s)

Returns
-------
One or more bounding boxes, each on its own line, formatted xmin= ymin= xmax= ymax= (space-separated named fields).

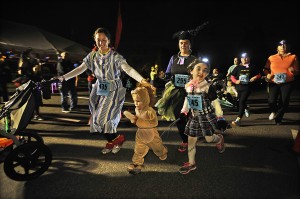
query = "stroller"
xmin=210 ymin=78 xmax=236 ymax=109
xmin=0 ymin=78 xmax=55 ymax=181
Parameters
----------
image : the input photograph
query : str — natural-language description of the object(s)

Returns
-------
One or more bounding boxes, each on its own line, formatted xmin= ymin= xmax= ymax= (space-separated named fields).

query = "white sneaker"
xmin=231 ymin=118 xmax=241 ymax=126
xmin=244 ymin=109 xmax=250 ymax=117
xmin=33 ymin=115 xmax=44 ymax=121
xmin=112 ymin=145 xmax=121 ymax=154
xmin=269 ymin=112 xmax=276 ymax=120
xmin=101 ymin=142 xmax=114 ymax=154
xmin=101 ymin=148 xmax=112 ymax=154
xmin=62 ymin=109 xmax=70 ymax=113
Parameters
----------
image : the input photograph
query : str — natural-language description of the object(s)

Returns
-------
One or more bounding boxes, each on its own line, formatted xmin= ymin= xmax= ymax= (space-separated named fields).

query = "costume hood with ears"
xmin=131 ymin=86 xmax=155 ymax=108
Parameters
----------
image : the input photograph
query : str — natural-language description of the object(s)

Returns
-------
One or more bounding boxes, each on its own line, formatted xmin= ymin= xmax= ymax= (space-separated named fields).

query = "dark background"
xmin=1 ymin=0 xmax=299 ymax=74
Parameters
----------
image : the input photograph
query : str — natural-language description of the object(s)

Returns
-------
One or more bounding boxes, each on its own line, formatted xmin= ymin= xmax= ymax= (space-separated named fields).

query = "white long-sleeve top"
xmin=181 ymin=79 xmax=223 ymax=117
xmin=63 ymin=50 xmax=144 ymax=83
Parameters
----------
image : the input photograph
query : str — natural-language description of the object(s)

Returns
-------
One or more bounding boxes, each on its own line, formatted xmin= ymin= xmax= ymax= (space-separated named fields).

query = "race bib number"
xmin=239 ymin=74 xmax=249 ymax=84
xmin=187 ymin=95 xmax=202 ymax=110
xmin=274 ymin=73 xmax=286 ymax=83
xmin=174 ymin=74 xmax=189 ymax=87
xmin=97 ymin=81 xmax=110 ymax=96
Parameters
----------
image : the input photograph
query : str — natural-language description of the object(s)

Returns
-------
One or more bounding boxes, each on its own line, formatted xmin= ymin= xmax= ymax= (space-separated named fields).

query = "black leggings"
xmin=237 ymin=89 xmax=251 ymax=118
xmin=172 ymin=88 xmax=188 ymax=143
xmin=268 ymin=82 xmax=293 ymax=123
xmin=176 ymin=118 xmax=188 ymax=143
xmin=104 ymin=133 xmax=119 ymax=142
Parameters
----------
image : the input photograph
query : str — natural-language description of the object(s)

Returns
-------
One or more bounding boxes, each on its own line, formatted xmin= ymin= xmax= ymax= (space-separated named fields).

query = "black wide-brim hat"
xmin=172 ymin=21 xmax=209 ymax=41
xmin=178 ymin=31 xmax=192 ymax=41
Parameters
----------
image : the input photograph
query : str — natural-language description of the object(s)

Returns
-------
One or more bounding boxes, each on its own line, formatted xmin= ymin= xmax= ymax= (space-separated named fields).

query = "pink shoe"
xmin=216 ymin=134 xmax=225 ymax=153
xmin=179 ymin=162 xmax=196 ymax=174
xmin=178 ymin=142 xmax=188 ymax=152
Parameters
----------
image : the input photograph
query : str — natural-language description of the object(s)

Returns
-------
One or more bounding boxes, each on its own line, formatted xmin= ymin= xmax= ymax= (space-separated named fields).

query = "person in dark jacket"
xmin=0 ymin=53 xmax=12 ymax=102
xmin=56 ymin=52 xmax=78 ymax=113
xmin=17 ymin=49 xmax=44 ymax=120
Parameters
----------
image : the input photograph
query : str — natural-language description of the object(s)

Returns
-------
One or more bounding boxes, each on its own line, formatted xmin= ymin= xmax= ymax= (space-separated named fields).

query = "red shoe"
xmin=111 ymin=134 xmax=125 ymax=154
xmin=216 ymin=134 xmax=225 ymax=153
xmin=101 ymin=142 xmax=114 ymax=154
xmin=179 ymin=162 xmax=196 ymax=174
xmin=178 ymin=142 xmax=188 ymax=152
xmin=112 ymin=134 xmax=125 ymax=146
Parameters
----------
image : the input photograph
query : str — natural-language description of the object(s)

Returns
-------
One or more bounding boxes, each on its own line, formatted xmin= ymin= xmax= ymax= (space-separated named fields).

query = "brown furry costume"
xmin=123 ymin=86 xmax=167 ymax=175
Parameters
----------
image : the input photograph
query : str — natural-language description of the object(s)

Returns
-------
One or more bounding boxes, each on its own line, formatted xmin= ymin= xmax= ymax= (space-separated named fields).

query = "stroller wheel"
xmin=16 ymin=131 xmax=44 ymax=144
xmin=4 ymin=142 xmax=52 ymax=181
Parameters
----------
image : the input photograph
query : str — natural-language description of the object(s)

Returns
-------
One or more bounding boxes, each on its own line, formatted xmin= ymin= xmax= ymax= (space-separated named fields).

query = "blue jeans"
xmin=59 ymin=80 xmax=78 ymax=110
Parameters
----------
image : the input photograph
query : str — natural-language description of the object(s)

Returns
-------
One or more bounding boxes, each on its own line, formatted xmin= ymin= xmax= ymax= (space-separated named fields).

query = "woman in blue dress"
xmin=58 ymin=27 xmax=153 ymax=155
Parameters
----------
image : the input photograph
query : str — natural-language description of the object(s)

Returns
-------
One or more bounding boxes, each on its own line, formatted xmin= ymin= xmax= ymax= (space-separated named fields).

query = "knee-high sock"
xmin=188 ymin=136 xmax=197 ymax=165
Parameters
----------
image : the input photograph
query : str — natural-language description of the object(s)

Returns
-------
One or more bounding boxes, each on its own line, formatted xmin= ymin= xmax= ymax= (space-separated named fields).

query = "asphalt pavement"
xmin=1 ymin=82 xmax=300 ymax=199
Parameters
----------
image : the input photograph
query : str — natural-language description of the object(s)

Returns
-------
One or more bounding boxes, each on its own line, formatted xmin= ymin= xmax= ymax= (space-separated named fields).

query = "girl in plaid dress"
xmin=179 ymin=59 xmax=226 ymax=174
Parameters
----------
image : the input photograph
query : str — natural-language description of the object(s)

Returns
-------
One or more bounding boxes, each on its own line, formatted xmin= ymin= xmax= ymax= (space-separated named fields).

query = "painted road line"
xmin=56 ymin=118 xmax=81 ymax=122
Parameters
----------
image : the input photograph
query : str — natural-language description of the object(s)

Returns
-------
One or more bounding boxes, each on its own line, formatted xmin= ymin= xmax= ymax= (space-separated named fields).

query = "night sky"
xmin=1 ymin=0 xmax=299 ymax=74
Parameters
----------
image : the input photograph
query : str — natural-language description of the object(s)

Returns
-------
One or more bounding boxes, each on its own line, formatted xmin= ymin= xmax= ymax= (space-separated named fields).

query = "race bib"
xmin=97 ymin=81 xmax=110 ymax=96
xmin=174 ymin=74 xmax=189 ymax=87
xmin=239 ymin=74 xmax=249 ymax=84
xmin=187 ymin=95 xmax=202 ymax=110
xmin=274 ymin=73 xmax=286 ymax=83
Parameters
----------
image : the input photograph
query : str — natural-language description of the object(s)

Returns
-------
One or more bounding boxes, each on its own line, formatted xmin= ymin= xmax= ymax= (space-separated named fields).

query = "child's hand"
xmin=123 ymin=111 xmax=137 ymax=124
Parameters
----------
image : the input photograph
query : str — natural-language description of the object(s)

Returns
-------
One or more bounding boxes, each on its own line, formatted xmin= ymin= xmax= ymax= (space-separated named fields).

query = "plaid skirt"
xmin=184 ymin=111 xmax=218 ymax=137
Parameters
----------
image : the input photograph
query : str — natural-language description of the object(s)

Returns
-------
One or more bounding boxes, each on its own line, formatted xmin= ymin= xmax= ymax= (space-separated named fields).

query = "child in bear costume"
xmin=123 ymin=85 xmax=168 ymax=175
